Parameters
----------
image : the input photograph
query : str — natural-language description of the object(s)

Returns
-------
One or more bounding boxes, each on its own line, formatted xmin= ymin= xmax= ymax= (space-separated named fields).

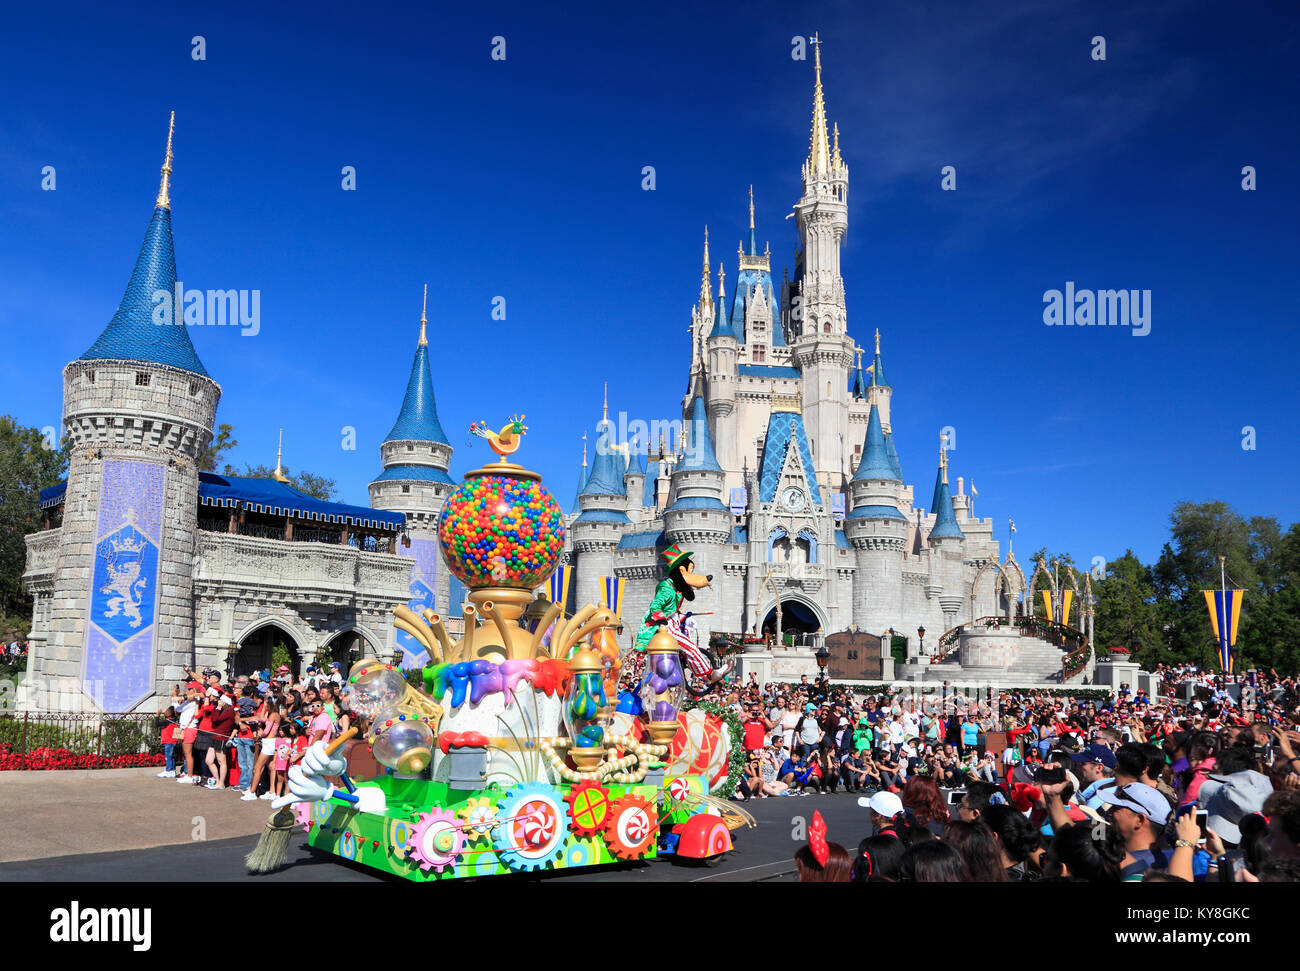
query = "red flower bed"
xmin=0 ymin=743 xmax=163 ymax=771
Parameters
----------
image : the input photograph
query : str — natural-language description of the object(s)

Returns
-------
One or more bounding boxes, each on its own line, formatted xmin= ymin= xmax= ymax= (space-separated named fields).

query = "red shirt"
xmin=742 ymin=718 xmax=767 ymax=750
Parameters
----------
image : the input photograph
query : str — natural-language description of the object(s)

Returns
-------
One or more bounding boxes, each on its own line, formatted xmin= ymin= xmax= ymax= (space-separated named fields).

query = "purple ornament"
xmin=653 ymin=701 xmax=677 ymax=722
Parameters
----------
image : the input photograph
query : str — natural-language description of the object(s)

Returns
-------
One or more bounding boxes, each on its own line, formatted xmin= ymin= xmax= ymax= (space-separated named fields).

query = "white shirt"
xmin=178 ymin=700 xmax=198 ymax=730
xmin=779 ymin=711 xmax=801 ymax=749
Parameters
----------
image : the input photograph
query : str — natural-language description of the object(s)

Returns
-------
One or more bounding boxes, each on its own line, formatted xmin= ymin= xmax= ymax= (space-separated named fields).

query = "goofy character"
xmin=634 ymin=544 xmax=733 ymax=685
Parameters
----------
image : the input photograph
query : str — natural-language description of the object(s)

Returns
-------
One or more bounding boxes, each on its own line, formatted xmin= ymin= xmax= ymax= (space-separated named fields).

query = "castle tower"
xmin=571 ymin=388 xmax=629 ymax=616
xmin=368 ymin=286 xmax=457 ymax=649
xmin=663 ymin=395 xmax=729 ymax=645
xmin=35 ymin=114 xmax=221 ymax=712
xmin=705 ymin=259 xmax=738 ymax=466
xmin=926 ymin=443 xmax=966 ymax=634
xmin=623 ymin=431 xmax=646 ymax=517
xmin=790 ymin=38 xmax=853 ymax=494
xmin=686 ymin=227 xmax=713 ymax=403
xmin=844 ymin=404 xmax=906 ymax=639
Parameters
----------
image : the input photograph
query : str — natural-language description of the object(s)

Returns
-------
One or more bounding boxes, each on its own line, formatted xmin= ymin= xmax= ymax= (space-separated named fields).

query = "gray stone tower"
xmin=791 ymin=39 xmax=853 ymax=494
xmin=571 ymin=393 xmax=629 ymax=615
xmin=926 ymin=450 xmax=967 ymax=637
xmin=33 ymin=116 xmax=221 ymax=712
xmin=368 ymin=286 xmax=456 ymax=664
xmin=846 ymin=404 xmax=907 ymax=638
xmin=662 ymin=395 xmax=729 ymax=645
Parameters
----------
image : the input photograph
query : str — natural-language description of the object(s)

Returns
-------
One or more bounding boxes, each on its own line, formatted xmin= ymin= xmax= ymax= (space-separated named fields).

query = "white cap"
xmin=859 ymin=790 xmax=904 ymax=818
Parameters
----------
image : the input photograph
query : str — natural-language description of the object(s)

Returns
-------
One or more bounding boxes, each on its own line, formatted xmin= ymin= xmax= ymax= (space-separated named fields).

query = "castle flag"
xmin=602 ymin=575 xmax=626 ymax=619
xmin=1203 ymin=588 xmax=1244 ymax=674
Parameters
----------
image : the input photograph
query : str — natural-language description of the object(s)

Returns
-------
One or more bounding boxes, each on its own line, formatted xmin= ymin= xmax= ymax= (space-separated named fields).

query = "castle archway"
xmin=231 ymin=617 xmax=305 ymax=679
xmin=759 ymin=594 xmax=826 ymax=646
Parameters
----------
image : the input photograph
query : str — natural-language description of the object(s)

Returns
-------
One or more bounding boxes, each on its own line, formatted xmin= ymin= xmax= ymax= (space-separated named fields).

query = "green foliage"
xmin=0 ymin=714 xmax=159 ymax=756
xmin=198 ymin=423 xmax=238 ymax=472
xmin=225 ymin=462 xmax=337 ymax=501
xmin=0 ymin=416 xmax=71 ymax=616
xmin=270 ymin=640 xmax=293 ymax=674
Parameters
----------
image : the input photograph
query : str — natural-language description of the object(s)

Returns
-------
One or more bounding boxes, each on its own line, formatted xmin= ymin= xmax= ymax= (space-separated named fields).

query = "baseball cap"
xmin=1068 ymin=743 xmax=1118 ymax=769
xmin=330 ymin=662 xmax=340 ymax=669
xmin=1096 ymin=782 xmax=1171 ymax=826
xmin=1199 ymin=770 xmax=1273 ymax=843
xmin=185 ymin=680 xmax=202 ymax=692
xmin=858 ymin=790 xmax=904 ymax=818
xmin=306 ymin=665 xmax=316 ymax=672
xmin=277 ymin=665 xmax=290 ymax=672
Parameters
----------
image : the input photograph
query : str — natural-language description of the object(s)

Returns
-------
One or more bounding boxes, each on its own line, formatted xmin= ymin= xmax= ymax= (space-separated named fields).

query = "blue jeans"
xmin=232 ymin=738 xmax=255 ymax=789
xmin=163 ymin=743 xmax=176 ymax=772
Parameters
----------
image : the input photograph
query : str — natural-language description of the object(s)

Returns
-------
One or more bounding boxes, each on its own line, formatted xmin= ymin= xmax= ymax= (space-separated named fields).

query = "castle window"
xmin=406 ymin=444 xmax=414 ymax=452
xmin=135 ymin=372 xmax=150 ymax=387
xmin=823 ymin=321 xmax=831 ymax=334
xmin=401 ymin=484 xmax=410 ymax=494
xmin=189 ymin=381 xmax=199 ymax=396
xmin=86 ymin=371 xmax=95 ymax=384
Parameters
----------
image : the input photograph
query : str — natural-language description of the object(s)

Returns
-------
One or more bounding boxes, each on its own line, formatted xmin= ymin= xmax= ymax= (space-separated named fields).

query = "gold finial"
xmin=749 ymin=184 xmax=755 ymax=229
xmin=418 ymin=284 xmax=428 ymax=346
xmin=699 ymin=225 xmax=712 ymax=310
xmin=939 ymin=431 xmax=949 ymax=485
xmin=808 ymin=33 xmax=829 ymax=175
xmin=875 ymin=328 xmax=881 ymax=354
xmin=602 ymin=382 xmax=608 ymax=422
xmin=832 ymin=122 xmax=843 ymax=168
xmin=273 ymin=429 xmax=290 ymax=483
xmin=717 ymin=262 xmax=726 ymax=300
xmin=156 ymin=111 xmax=175 ymax=209
xmin=581 ymin=430 xmax=587 ymax=467
xmin=855 ymin=345 xmax=864 ymax=369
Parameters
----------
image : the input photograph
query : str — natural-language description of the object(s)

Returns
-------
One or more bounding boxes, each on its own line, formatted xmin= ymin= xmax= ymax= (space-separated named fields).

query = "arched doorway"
xmin=320 ymin=627 xmax=376 ymax=673
xmin=231 ymin=621 xmax=303 ymax=680
xmin=761 ymin=596 xmax=824 ymax=648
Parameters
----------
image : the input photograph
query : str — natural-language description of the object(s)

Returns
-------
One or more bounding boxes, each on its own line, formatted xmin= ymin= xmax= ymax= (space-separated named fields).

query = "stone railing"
xmin=194 ymin=530 xmax=412 ymax=605
xmin=765 ymin=562 xmax=824 ymax=580
xmin=22 ymin=528 xmax=62 ymax=584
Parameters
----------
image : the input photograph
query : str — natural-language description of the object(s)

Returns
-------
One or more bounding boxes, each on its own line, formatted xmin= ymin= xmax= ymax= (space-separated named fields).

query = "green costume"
xmin=634 ymin=544 xmax=695 ymax=650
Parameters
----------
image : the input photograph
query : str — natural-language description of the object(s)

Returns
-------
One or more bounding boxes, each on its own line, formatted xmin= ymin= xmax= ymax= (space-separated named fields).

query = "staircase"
xmin=921 ymin=627 xmax=1088 ymax=685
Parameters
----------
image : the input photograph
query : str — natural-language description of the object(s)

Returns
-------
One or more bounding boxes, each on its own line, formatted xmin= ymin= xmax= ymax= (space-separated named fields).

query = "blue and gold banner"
xmin=729 ymin=488 xmax=747 ymax=515
xmin=549 ymin=565 xmax=573 ymax=617
xmin=395 ymin=536 xmax=438 ymax=669
xmin=1203 ymin=589 xmax=1244 ymax=674
xmin=84 ymin=460 xmax=165 ymax=712
xmin=602 ymin=575 xmax=625 ymax=619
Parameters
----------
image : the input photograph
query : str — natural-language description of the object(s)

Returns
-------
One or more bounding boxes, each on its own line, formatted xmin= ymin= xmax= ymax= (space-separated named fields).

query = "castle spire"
xmin=418 ymin=284 xmax=428 ymax=346
xmin=746 ymin=185 xmax=759 ymax=256
xmin=831 ymin=122 xmax=843 ymax=169
xmin=156 ymin=111 xmax=175 ymax=210
xmin=602 ymin=381 xmax=608 ymax=422
xmin=807 ymin=34 xmax=830 ymax=177
xmin=699 ymin=225 xmax=712 ymax=311
xmin=273 ymin=429 xmax=290 ymax=483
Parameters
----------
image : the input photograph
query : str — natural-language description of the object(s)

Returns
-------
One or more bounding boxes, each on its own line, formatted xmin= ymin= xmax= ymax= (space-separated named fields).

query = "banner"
xmin=1040 ymin=590 xmax=1053 ymax=624
xmin=549 ymin=565 xmax=573 ymax=617
xmin=1041 ymin=589 xmax=1072 ymax=626
xmin=729 ymin=488 xmax=747 ymax=515
xmin=832 ymin=494 xmax=845 ymax=519
xmin=602 ymin=575 xmax=626 ymax=619
xmin=395 ymin=536 xmax=439 ymax=669
xmin=1060 ymin=590 xmax=1073 ymax=626
xmin=1203 ymin=589 xmax=1244 ymax=674
xmin=85 ymin=460 xmax=165 ymax=712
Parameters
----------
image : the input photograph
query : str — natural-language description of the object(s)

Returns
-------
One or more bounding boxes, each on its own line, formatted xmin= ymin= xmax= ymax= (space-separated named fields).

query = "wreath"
xmin=681 ymin=698 xmax=744 ymax=801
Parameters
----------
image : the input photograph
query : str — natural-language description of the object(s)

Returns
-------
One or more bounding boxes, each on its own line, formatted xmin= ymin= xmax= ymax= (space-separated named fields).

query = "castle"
xmin=564 ymin=43 xmax=1039 ymax=680
xmin=21 ymin=47 xmax=1076 ymax=714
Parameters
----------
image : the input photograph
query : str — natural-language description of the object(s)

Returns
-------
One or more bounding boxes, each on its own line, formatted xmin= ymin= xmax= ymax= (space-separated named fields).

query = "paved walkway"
xmin=0 ymin=768 xmax=276 ymax=863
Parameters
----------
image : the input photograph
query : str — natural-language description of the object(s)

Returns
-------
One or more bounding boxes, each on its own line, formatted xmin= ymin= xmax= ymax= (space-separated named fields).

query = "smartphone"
xmin=1035 ymin=765 xmax=1067 ymax=786
xmin=947 ymin=789 xmax=966 ymax=806
xmin=1196 ymin=809 xmax=1208 ymax=843
xmin=1218 ymin=849 xmax=1244 ymax=882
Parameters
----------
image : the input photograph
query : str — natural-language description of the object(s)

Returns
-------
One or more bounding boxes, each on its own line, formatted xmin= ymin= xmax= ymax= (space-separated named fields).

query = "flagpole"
xmin=1219 ymin=555 xmax=1230 ymax=678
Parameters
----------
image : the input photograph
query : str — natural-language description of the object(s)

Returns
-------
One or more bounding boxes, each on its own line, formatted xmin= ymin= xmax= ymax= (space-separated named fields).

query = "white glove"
xmin=271 ymin=741 xmax=346 ymax=810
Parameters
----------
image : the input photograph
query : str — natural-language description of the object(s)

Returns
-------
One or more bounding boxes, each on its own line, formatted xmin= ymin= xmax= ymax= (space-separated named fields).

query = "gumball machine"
xmin=562 ymin=649 xmax=609 ymax=770
xmin=642 ymin=625 xmax=685 ymax=744
xmin=368 ymin=709 xmax=436 ymax=777
xmin=436 ymin=416 xmax=566 ymax=663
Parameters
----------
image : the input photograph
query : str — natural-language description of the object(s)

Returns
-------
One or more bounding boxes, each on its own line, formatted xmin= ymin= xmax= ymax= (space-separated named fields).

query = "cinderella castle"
xmin=22 ymin=44 xmax=1085 ymax=714
xmin=563 ymin=42 xmax=1044 ymax=683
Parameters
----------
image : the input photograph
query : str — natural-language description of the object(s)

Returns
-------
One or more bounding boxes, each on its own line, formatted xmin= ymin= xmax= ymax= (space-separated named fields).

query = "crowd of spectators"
xmin=768 ymin=666 xmax=1300 ymax=881
xmin=156 ymin=661 xmax=352 ymax=800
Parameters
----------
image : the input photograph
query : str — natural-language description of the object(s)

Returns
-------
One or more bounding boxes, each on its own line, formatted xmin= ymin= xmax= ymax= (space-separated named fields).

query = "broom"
xmin=245 ymin=726 xmax=358 ymax=874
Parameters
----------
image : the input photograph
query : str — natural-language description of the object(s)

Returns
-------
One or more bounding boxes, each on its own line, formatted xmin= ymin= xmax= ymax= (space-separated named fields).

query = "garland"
xmin=682 ymin=698 xmax=744 ymax=801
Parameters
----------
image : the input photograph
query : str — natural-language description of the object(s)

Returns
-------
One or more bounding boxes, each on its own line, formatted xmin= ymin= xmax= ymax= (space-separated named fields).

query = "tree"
xmin=225 ymin=463 xmax=337 ymax=501
xmin=1026 ymin=548 xmax=1078 ymax=623
xmin=198 ymin=423 xmax=238 ymax=472
xmin=1092 ymin=550 xmax=1165 ymax=668
xmin=0 ymin=417 xmax=71 ymax=616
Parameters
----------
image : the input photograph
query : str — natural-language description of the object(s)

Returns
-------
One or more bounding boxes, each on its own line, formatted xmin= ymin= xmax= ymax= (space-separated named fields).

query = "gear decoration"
xmin=602 ymin=794 xmax=658 ymax=861
xmin=339 ymin=830 xmax=357 ymax=861
xmin=491 ymin=781 xmax=570 ymax=872
xmin=564 ymin=837 xmax=598 ymax=868
xmin=408 ymin=808 xmax=466 ymax=874
xmin=565 ymin=781 xmax=612 ymax=837
xmin=458 ymin=796 xmax=499 ymax=843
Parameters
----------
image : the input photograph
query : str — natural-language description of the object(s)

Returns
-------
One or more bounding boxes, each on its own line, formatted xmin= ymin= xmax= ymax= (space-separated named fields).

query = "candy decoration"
xmin=467 ymin=659 xmax=503 ymax=705
xmin=706 ymin=821 xmax=733 ymax=857
xmin=339 ymin=830 xmax=357 ymax=861
xmin=667 ymin=777 xmax=691 ymax=805
xmin=458 ymin=797 xmax=499 ymax=843
xmin=602 ymin=795 xmax=658 ymax=861
xmin=491 ymin=782 xmax=570 ymax=872
xmin=389 ymin=818 xmax=412 ymax=853
xmin=665 ymin=707 xmax=731 ymax=791
xmin=408 ymin=808 xmax=466 ymax=874
xmin=437 ymin=473 xmax=565 ymax=590
xmin=565 ymin=782 xmax=612 ymax=837
xmin=314 ymin=801 xmax=333 ymax=827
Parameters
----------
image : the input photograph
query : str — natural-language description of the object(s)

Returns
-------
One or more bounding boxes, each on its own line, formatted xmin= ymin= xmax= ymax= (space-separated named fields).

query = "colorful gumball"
xmin=437 ymin=473 xmax=565 ymax=589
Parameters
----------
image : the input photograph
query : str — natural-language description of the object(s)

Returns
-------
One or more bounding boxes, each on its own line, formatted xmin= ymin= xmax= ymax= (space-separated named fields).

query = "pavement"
xmin=0 ymin=767 xmax=276 ymax=864
xmin=0 ymin=773 xmax=875 ymax=881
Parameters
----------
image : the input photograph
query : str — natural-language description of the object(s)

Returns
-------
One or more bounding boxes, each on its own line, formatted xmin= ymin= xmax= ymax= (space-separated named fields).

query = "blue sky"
xmin=1 ymin=0 xmax=1296 ymax=568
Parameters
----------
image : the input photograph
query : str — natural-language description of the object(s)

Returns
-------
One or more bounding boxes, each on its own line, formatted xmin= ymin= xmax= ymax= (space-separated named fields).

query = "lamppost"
xmin=917 ymin=626 xmax=926 ymax=657
xmin=815 ymin=646 xmax=830 ymax=675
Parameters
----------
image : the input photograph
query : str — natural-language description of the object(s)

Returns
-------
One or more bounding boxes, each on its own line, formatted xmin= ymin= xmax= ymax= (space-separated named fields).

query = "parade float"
xmin=261 ymin=417 xmax=749 ymax=880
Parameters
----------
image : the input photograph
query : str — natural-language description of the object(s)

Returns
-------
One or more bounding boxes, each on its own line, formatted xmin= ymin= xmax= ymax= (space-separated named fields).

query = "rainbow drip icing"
xmin=422 ymin=657 xmax=571 ymax=709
